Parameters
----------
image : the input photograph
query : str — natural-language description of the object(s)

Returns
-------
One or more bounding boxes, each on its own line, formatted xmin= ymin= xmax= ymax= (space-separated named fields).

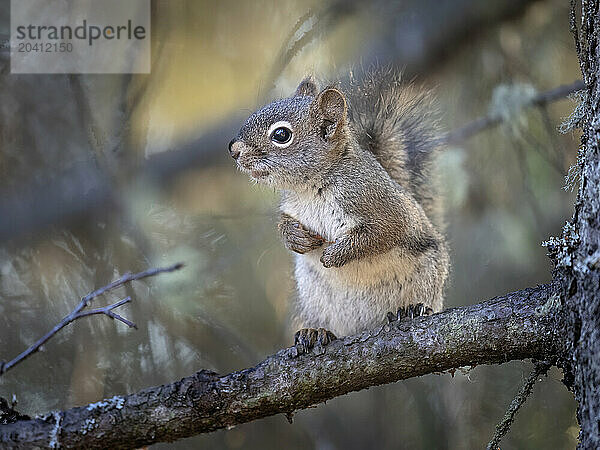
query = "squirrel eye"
xmin=270 ymin=126 xmax=293 ymax=145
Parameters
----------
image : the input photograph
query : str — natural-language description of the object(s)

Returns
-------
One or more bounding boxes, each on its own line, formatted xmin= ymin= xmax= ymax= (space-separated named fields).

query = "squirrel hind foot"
xmin=387 ymin=303 xmax=434 ymax=323
xmin=291 ymin=328 xmax=337 ymax=357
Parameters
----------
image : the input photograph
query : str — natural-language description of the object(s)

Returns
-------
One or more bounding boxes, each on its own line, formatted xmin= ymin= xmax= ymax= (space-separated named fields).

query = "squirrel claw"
xmin=279 ymin=215 xmax=324 ymax=254
xmin=320 ymin=249 xmax=344 ymax=268
xmin=387 ymin=303 xmax=434 ymax=323
xmin=292 ymin=327 xmax=336 ymax=356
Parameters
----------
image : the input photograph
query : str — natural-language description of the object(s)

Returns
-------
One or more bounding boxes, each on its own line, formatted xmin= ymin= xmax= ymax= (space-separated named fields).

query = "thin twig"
xmin=442 ymin=80 xmax=585 ymax=146
xmin=0 ymin=285 xmax=559 ymax=447
xmin=75 ymin=296 xmax=136 ymax=328
xmin=264 ymin=9 xmax=315 ymax=93
xmin=486 ymin=360 xmax=553 ymax=450
xmin=263 ymin=0 xmax=359 ymax=98
xmin=0 ymin=263 xmax=183 ymax=376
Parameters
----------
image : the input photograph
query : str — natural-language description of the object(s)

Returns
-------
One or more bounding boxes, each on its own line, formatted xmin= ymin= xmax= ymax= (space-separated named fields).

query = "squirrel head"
xmin=229 ymin=76 xmax=350 ymax=190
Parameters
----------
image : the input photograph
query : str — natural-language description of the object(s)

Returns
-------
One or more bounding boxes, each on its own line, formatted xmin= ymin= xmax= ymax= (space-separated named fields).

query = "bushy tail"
xmin=344 ymin=68 xmax=443 ymax=227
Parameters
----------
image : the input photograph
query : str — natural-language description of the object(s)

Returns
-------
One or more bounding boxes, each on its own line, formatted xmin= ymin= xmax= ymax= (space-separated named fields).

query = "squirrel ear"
xmin=294 ymin=76 xmax=318 ymax=97
xmin=313 ymin=88 xmax=348 ymax=139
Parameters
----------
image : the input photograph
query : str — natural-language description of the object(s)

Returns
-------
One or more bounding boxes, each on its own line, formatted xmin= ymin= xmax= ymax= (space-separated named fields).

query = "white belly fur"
xmin=282 ymin=189 xmax=354 ymax=242
xmin=293 ymin=250 xmax=416 ymax=336
xmin=282 ymin=191 xmax=417 ymax=336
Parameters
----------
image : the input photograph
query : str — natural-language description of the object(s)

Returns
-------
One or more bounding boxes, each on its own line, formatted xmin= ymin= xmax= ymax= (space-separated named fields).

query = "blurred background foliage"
xmin=0 ymin=0 xmax=582 ymax=448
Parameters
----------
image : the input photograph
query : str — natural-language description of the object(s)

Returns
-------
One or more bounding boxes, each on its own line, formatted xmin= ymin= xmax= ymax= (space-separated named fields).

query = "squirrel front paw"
xmin=278 ymin=214 xmax=325 ymax=254
xmin=291 ymin=327 xmax=337 ymax=356
xmin=320 ymin=242 xmax=348 ymax=268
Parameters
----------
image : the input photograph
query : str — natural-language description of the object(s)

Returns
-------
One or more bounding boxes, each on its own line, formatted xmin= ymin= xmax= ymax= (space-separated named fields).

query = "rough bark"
xmin=4 ymin=2 xmax=600 ymax=448
xmin=0 ymin=285 xmax=561 ymax=449
xmin=558 ymin=1 xmax=600 ymax=447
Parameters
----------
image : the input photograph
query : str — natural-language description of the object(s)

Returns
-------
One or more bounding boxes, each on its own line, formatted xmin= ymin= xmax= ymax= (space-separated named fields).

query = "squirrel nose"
xmin=229 ymin=139 xmax=241 ymax=159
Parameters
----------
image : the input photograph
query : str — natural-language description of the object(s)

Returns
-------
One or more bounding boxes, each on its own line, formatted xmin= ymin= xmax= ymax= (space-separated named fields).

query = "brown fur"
xmin=229 ymin=68 xmax=449 ymax=338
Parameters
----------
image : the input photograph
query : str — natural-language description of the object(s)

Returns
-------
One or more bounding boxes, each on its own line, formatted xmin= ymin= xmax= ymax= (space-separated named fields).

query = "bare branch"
xmin=0 ymin=77 xmax=583 ymax=246
xmin=0 ymin=0 xmax=544 ymax=244
xmin=0 ymin=263 xmax=183 ymax=376
xmin=442 ymin=80 xmax=585 ymax=146
xmin=75 ymin=296 xmax=137 ymax=329
xmin=263 ymin=0 xmax=358 ymax=97
xmin=79 ymin=262 xmax=183 ymax=306
xmin=486 ymin=360 xmax=553 ymax=450
xmin=0 ymin=284 xmax=564 ymax=449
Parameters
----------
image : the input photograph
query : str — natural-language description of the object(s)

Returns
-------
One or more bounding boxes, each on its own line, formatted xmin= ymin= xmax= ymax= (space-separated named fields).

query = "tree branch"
xmin=442 ymin=80 xmax=585 ymax=146
xmin=74 ymin=296 xmax=136 ymax=329
xmin=486 ymin=360 xmax=553 ymax=450
xmin=0 ymin=77 xmax=582 ymax=245
xmin=0 ymin=263 xmax=183 ymax=376
xmin=0 ymin=284 xmax=564 ymax=449
xmin=558 ymin=1 xmax=600 ymax=447
xmin=363 ymin=0 xmax=541 ymax=77
xmin=0 ymin=0 xmax=545 ymax=244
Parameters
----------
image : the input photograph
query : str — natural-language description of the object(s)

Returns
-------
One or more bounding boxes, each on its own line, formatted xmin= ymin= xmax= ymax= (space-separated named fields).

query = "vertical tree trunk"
xmin=560 ymin=1 xmax=600 ymax=447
